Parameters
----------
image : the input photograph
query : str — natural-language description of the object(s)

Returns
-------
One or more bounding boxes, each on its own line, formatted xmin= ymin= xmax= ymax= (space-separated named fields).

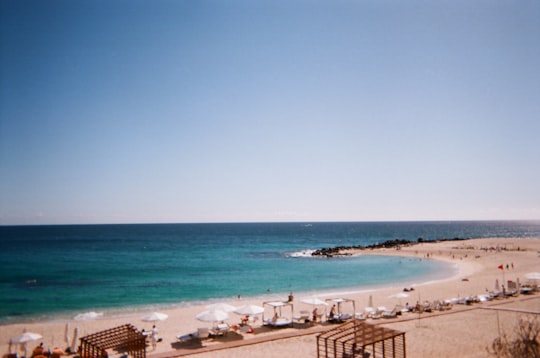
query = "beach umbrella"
xmin=300 ymin=297 xmax=328 ymax=306
xmin=389 ymin=292 xmax=409 ymax=299
xmin=11 ymin=332 xmax=42 ymax=358
xmin=525 ymin=272 xmax=540 ymax=280
xmin=389 ymin=292 xmax=409 ymax=305
xmin=74 ymin=311 xmax=103 ymax=321
xmin=141 ymin=312 xmax=168 ymax=323
xmin=70 ymin=328 xmax=78 ymax=353
xmin=196 ymin=310 xmax=229 ymax=324
xmin=10 ymin=332 xmax=43 ymax=344
xmin=64 ymin=323 xmax=70 ymax=347
xmin=205 ymin=303 xmax=237 ymax=313
xmin=495 ymin=279 xmax=500 ymax=291
xmin=233 ymin=304 xmax=264 ymax=316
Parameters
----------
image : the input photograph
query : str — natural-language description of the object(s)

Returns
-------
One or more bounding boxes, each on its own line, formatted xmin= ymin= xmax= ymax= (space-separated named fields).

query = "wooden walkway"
xmin=148 ymin=324 xmax=329 ymax=358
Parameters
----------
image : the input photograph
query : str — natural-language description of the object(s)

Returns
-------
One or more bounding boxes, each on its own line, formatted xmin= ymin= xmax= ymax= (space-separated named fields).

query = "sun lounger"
xmin=364 ymin=306 xmax=376 ymax=317
xmin=177 ymin=327 xmax=211 ymax=341
xmin=382 ymin=307 xmax=398 ymax=318
xmin=212 ymin=323 xmax=230 ymax=336
xmin=293 ymin=310 xmax=310 ymax=323
xmin=176 ymin=333 xmax=195 ymax=342
xmin=355 ymin=312 xmax=366 ymax=320
xmin=265 ymin=317 xmax=293 ymax=327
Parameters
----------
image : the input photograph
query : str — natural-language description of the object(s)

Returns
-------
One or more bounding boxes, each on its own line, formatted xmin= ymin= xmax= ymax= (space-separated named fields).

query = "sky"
xmin=1 ymin=0 xmax=539 ymax=225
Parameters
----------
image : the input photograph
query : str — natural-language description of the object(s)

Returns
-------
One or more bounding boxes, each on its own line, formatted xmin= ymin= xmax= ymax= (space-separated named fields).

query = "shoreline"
xmin=0 ymin=254 xmax=456 ymax=326
xmin=2 ymin=237 xmax=539 ymax=357
xmin=0 ymin=259 xmax=456 ymax=326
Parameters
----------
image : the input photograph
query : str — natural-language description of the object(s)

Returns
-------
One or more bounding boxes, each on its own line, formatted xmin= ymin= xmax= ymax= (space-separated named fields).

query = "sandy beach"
xmin=2 ymin=237 xmax=539 ymax=358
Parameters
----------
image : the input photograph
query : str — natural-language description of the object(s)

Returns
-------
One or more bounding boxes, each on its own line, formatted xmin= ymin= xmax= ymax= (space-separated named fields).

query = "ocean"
xmin=1 ymin=220 xmax=539 ymax=324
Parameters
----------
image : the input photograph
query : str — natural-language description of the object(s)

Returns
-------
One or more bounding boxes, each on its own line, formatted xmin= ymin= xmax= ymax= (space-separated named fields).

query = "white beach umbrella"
xmin=389 ymin=292 xmax=409 ymax=305
xmin=300 ymin=297 xmax=328 ymax=306
xmin=205 ymin=303 xmax=237 ymax=313
xmin=233 ymin=304 xmax=264 ymax=316
xmin=525 ymin=272 xmax=540 ymax=280
xmin=11 ymin=331 xmax=42 ymax=358
xmin=70 ymin=328 xmax=79 ymax=353
xmin=10 ymin=332 xmax=43 ymax=344
xmin=64 ymin=323 xmax=71 ymax=347
xmin=196 ymin=310 xmax=229 ymax=323
xmin=141 ymin=312 xmax=169 ymax=323
xmin=389 ymin=292 xmax=409 ymax=299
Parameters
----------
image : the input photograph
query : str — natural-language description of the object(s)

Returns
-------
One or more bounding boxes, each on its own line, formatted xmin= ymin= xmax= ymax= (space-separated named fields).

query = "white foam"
xmin=287 ymin=249 xmax=316 ymax=258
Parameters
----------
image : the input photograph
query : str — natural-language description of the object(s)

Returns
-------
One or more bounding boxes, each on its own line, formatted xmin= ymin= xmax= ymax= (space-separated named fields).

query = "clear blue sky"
xmin=1 ymin=0 xmax=539 ymax=225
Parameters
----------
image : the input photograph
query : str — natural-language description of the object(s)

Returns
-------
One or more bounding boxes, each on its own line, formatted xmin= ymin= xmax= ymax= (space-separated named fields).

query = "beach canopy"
xmin=264 ymin=301 xmax=288 ymax=307
xmin=10 ymin=332 xmax=42 ymax=344
xmin=300 ymin=297 xmax=328 ymax=306
xmin=325 ymin=298 xmax=356 ymax=316
xmin=141 ymin=312 xmax=168 ymax=323
xmin=234 ymin=304 xmax=264 ymax=315
xmin=196 ymin=309 xmax=229 ymax=323
xmin=205 ymin=303 xmax=237 ymax=312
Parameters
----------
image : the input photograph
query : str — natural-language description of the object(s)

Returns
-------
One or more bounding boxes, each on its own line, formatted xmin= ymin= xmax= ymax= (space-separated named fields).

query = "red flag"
xmin=498 ymin=264 xmax=503 ymax=270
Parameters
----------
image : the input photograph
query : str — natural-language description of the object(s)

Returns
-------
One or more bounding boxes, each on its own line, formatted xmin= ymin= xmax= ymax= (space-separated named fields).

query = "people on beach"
xmin=31 ymin=343 xmax=45 ymax=358
xmin=288 ymin=291 xmax=294 ymax=302
xmin=329 ymin=304 xmax=336 ymax=319
xmin=241 ymin=315 xmax=249 ymax=325
xmin=312 ymin=307 xmax=318 ymax=323
xmin=151 ymin=334 xmax=157 ymax=350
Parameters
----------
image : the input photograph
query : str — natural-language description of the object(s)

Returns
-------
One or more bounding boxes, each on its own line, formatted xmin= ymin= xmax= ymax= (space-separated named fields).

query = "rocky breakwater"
xmin=311 ymin=237 xmax=468 ymax=258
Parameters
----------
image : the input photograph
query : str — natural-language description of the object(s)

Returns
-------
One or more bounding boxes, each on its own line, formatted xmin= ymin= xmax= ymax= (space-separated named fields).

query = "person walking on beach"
xmin=312 ymin=307 xmax=318 ymax=323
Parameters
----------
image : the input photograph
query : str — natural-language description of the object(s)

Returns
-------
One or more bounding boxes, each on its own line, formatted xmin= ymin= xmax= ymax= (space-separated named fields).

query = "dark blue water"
xmin=1 ymin=221 xmax=538 ymax=324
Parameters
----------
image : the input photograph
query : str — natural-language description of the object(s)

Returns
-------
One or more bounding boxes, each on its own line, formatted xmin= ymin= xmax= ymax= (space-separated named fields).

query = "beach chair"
xmin=382 ymin=307 xmax=398 ymax=318
xmin=293 ymin=310 xmax=310 ymax=323
xmin=355 ymin=312 xmax=366 ymax=320
xmin=364 ymin=307 xmax=376 ymax=318
xmin=214 ymin=323 xmax=230 ymax=336
xmin=197 ymin=327 xmax=210 ymax=339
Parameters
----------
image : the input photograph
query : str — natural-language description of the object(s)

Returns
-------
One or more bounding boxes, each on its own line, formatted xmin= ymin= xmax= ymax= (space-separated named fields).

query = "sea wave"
xmin=287 ymin=249 xmax=316 ymax=258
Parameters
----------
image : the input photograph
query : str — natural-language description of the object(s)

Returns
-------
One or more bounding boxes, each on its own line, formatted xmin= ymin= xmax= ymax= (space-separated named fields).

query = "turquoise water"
xmin=1 ymin=221 xmax=539 ymax=324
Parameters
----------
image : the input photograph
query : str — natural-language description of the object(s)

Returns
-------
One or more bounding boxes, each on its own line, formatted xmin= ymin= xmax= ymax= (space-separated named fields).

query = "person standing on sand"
xmin=151 ymin=334 xmax=157 ymax=350
xmin=329 ymin=305 xmax=336 ymax=320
